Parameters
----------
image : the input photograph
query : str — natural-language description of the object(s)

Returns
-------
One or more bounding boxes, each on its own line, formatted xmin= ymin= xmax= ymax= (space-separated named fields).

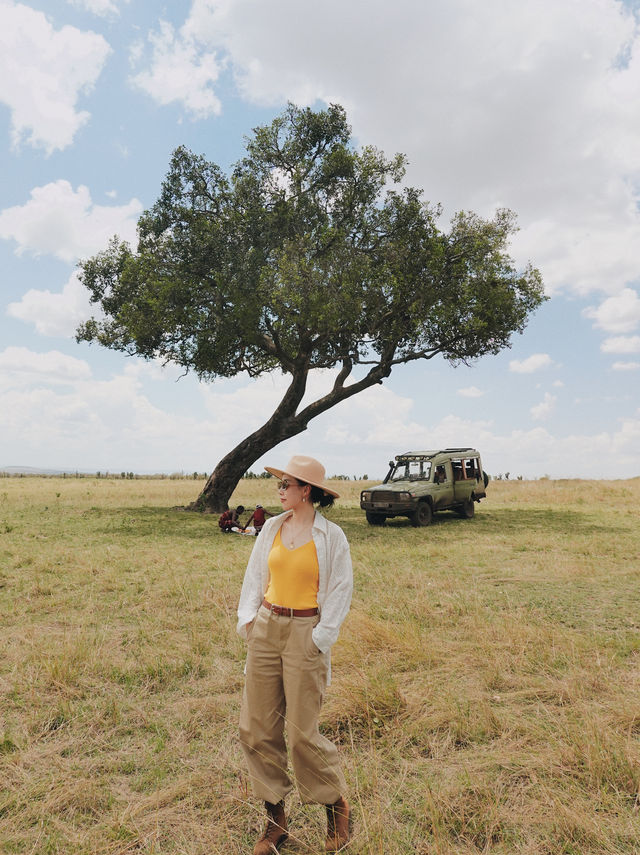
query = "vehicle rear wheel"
xmin=410 ymin=502 xmax=432 ymax=527
xmin=366 ymin=511 xmax=386 ymax=526
xmin=458 ymin=498 xmax=475 ymax=519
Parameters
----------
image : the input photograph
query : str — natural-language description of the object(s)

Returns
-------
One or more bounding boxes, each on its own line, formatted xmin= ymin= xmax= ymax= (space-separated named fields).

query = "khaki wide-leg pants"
xmin=239 ymin=605 xmax=346 ymax=804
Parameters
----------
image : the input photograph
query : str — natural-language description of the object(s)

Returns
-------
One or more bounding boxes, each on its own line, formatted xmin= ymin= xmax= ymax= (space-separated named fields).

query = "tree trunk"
xmin=186 ymin=352 xmax=397 ymax=513
xmin=188 ymin=415 xmax=307 ymax=512
xmin=188 ymin=364 xmax=311 ymax=512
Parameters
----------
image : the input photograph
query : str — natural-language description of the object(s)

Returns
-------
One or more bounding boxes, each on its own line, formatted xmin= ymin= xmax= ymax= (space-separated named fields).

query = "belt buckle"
xmin=272 ymin=603 xmax=292 ymax=617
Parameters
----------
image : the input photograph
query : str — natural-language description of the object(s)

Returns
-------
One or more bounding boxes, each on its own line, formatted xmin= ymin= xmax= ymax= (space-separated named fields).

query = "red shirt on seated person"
xmin=218 ymin=505 xmax=245 ymax=532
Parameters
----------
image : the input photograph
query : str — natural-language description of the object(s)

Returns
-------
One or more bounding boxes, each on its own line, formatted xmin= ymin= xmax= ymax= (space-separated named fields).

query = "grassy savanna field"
xmin=1 ymin=476 xmax=639 ymax=854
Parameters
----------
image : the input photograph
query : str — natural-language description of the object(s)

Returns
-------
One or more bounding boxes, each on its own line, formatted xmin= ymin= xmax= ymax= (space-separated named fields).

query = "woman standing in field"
xmin=237 ymin=455 xmax=353 ymax=853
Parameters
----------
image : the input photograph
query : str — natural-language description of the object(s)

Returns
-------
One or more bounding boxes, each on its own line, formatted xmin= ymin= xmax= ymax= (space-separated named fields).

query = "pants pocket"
xmin=246 ymin=608 xmax=265 ymax=643
xmin=303 ymin=619 xmax=321 ymax=658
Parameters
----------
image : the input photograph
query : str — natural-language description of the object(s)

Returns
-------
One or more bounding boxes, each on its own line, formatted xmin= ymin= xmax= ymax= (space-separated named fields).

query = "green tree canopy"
xmin=77 ymin=103 xmax=545 ymax=510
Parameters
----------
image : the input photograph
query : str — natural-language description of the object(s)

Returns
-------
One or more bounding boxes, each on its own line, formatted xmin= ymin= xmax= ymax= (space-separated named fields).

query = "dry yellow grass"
xmin=1 ymin=475 xmax=639 ymax=853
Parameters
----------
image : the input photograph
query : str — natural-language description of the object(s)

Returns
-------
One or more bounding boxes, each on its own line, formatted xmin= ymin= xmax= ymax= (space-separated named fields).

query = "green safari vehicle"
xmin=360 ymin=448 xmax=489 ymax=526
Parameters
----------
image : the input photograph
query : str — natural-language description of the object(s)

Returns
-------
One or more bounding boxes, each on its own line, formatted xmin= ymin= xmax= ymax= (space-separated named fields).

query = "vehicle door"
xmin=452 ymin=457 xmax=475 ymax=504
xmin=470 ymin=456 xmax=486 ymax=497
xmin=431 ymin=461 xmax=454 ymax=509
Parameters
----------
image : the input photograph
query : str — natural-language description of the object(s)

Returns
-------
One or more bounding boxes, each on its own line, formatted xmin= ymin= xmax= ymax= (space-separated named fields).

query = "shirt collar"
xmin=312 ymin=510 xmax=328 ymax=532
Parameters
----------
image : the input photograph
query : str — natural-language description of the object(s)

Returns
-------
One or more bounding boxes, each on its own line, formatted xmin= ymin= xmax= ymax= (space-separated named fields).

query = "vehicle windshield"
xmin=390 ymin=460 xmax=431 ymax=481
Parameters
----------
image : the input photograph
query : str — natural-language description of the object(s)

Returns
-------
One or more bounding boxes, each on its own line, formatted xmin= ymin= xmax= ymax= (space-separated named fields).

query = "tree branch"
xmin=294 ymin=345 xmax=395 ymax=427
xmin=355 ymin=334 xmax=464 ymax=367
xmin=267 ymin=362 xmax=311 ymax=425
xmin=262 ymin=320 xmax=296 ymax=373
xmin=333 ymin=358 xmax=353 ymax=390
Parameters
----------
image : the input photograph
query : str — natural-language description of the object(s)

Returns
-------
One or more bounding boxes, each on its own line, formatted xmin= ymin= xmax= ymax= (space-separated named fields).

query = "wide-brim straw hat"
xmin=264 ymin=454 xmax=340 ymax=498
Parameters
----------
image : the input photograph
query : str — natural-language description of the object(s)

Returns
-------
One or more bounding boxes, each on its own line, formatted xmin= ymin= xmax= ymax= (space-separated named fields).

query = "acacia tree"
xmin=77 ymin=103 xmax=544 ymax=511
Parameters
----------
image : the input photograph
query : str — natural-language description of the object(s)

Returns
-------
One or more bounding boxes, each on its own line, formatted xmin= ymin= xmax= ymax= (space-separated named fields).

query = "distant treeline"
xmin=1 ymin=470 xmax=370 ymax=481
xmin=0 ymin=471 xmax=208 ymax=480
xmin=243 ymin=470 xmax=369 ymax=481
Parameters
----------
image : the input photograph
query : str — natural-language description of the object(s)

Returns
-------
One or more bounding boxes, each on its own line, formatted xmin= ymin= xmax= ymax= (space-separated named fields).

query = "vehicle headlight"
xmin=399 ymin=492 xmax=411 ymax=500
xmin=361 ymin=491 xmax=371 ymax=501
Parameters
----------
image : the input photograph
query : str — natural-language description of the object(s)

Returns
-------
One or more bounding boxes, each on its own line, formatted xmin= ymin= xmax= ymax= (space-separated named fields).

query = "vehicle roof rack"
xmin=395 ymin=448 xmax=477 ymax=460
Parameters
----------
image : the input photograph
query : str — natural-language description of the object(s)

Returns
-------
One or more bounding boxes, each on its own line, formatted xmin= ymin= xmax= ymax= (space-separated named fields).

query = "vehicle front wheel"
xmin=410 ymin=502 xmax=432 ymax=527
xmin=457 ymin=498 xmax=475 ymax=519
xmin=366 ymin=511 xmax=387 ymax=526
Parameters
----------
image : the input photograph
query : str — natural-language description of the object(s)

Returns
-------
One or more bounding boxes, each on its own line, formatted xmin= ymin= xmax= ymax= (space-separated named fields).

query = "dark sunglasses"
xmin=276 ymin=479 xmax=303 ymax=491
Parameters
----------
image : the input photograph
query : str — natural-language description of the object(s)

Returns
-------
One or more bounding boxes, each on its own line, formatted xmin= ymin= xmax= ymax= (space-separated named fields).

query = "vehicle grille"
xmin=369 ymin=491 xmax=403 ymax=503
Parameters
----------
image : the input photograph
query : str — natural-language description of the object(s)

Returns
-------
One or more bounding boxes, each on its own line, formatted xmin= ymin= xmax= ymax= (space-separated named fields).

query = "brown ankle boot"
xmin=253 ymin=800 xmax=287 ymax=855
xmin=325 ymin=795 xmax=351 ymax=851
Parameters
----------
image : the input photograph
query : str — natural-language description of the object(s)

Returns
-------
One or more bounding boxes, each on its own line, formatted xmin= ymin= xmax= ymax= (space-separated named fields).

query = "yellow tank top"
xmin=264 ymin=528 xmax=319 ymax=609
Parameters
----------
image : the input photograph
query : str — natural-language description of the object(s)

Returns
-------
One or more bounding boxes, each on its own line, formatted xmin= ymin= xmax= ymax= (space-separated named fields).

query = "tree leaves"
xmin=76 ymin=103 xmax=546 ymax=508
xmin=78 ymin=103 xmax=544 ymax=386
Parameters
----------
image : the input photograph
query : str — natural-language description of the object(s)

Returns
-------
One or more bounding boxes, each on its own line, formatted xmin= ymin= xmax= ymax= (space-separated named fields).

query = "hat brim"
xmin=264 ymin=465 xmax=340 ymax=499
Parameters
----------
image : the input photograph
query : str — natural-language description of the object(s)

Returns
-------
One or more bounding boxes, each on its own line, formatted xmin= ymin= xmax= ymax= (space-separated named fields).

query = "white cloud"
xmin=612 ymin=361 xmax=640 ymax=371
xmin=1 ymin=347 xmax=639 ymax=478
xmin=0 ymin=348 xmax=215 ymax=470
xmin=584 ymin=288 xmax=640 ymax=333
xmin=0 ymin=2 xmax=111 ymax=153
xmin=256 ymin=405 xmax=640 ymax=481
xmin=361 ymin=410 xmax=495 ymax=453
xmin=612 ymin=416 xmax=640 ymax=456
xmin=0 ymin=180 xmax=142 ymax=262
xmin=6 ymin=272 xmax=94 ymax=337
xmin=531 ymin=392 xmax=557 ymax=421
xmin=5 ymin=2 xmax=640 ymax=481
xmin=130 ymin=19 xmax=222 ymax=117
xmin=197 ymin=367 xmax=457 ymax=462
xmin=458 ymin=386 xmax=485 ymax=398
xmin=510 ymin=215 xmax=640 ymax=298
xmin=509 ymin=353 xmax=553 ymax=374
xmin=149 ymin=0 xmax=640 ymax=300
xmin=482 ymin=424 xmax=639 ymax=480
xmin=199 ymin=368 xmax=420 ymax=450
xmin=67 ymin=0 xmax=128 ymax=16
xmin=601 ymin=335 xmax=640 ymax=353
xmin=0 ymin=346 xmax=92 ymax=389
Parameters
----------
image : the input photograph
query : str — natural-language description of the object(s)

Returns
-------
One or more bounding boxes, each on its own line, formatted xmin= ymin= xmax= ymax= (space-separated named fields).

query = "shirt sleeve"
xmin=312 ymin=524 xmax=353 ymax=654
xmin=236 ymin=519 xmax=274 ymax=637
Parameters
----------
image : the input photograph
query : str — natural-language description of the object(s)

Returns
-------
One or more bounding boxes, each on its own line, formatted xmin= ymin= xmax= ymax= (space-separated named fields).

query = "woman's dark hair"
xmin=308 ymin=484 xmax=335 ymax=509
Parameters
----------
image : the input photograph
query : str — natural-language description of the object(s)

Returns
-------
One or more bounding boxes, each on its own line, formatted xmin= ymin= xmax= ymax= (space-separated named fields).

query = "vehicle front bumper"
xmin=360 ymin=498 xmax=416 ymax=514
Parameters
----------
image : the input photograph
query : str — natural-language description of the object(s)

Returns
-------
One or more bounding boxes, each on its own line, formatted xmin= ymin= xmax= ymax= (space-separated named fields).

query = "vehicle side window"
xmin=434 ymin=465 xmax=447 ymax=483
xmin=465 ymin=459 xmax=476 ymax=479
xmin=452 ymin=459 xmax=464 ymax=480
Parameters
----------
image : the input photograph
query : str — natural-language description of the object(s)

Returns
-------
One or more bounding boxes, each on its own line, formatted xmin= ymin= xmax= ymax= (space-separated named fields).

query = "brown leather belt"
xmin=262 ymin=598 xmax=318 ymax=617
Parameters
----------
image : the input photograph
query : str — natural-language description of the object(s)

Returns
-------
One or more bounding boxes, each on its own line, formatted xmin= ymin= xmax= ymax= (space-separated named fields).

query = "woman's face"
xmin=277 ymin=476 xmax=308 ymax=511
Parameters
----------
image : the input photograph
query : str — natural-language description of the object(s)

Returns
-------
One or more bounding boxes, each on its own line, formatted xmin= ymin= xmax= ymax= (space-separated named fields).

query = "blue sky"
xmin=1 ymin=0 xmax=640 ymax=480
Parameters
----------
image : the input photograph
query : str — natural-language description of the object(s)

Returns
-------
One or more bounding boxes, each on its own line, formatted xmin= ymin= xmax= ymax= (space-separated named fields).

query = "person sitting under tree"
xmin=244 ymin=504 xmax=274 ymax=535
xmin=218 ymin=505 xmax=245 ymax=533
